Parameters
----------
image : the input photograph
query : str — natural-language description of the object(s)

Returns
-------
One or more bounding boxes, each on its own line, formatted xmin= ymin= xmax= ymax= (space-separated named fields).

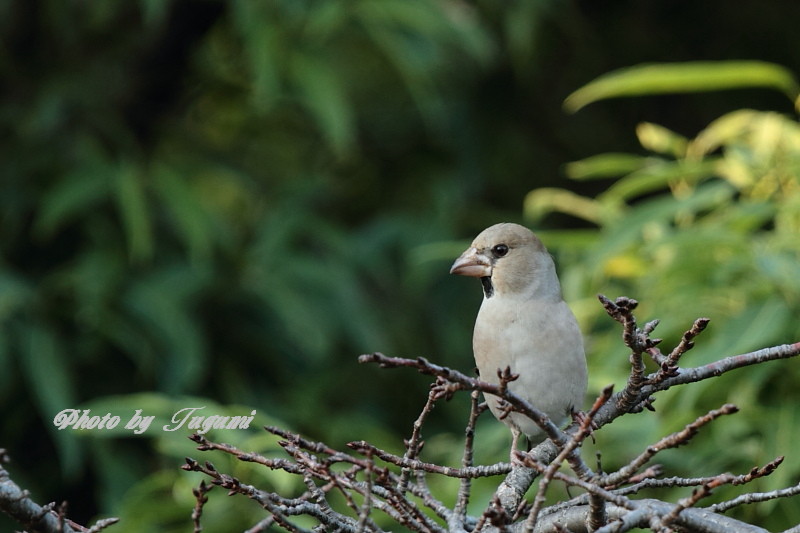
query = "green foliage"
xmin=1 ymin=2 xmax=509 ymax=530
xmin=564 ymin=61 xmax=800 ymax=113
xmin=79 ymin=393 xmax=281 ymax=529
xmin=527 ymin=63 xmax=800 ymax=527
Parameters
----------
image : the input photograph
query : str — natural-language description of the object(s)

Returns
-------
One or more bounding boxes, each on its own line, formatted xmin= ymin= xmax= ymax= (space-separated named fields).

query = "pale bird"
xmin=450 ymin=222 xmax=587 ymax=452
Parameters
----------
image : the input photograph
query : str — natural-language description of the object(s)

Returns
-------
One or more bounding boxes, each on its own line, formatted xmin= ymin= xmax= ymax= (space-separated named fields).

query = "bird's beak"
xmin=450 ymin=247 xmax=492 ymax=277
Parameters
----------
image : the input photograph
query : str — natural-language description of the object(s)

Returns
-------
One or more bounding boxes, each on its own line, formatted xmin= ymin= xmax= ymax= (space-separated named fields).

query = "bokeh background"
xmin=2 ymin=0 xmax=800 ymax=531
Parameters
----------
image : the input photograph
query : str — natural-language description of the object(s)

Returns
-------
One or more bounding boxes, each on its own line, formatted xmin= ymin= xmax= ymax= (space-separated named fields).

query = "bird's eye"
xmin=491 ymin=244 xmax=509 ymax=258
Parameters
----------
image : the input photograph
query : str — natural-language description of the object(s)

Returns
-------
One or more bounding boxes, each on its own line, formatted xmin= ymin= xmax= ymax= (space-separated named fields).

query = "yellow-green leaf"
xmin=524 ymin=187 xmax=603 ymax=224
xmin=565 ymin=61 xmax=800 ymax=113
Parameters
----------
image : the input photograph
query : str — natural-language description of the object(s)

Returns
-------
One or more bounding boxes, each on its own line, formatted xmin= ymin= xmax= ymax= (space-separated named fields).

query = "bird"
xmin=450 ymin=222 xmax=587 ymax=453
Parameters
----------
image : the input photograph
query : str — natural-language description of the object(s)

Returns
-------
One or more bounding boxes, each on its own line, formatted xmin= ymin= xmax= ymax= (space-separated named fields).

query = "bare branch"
xmin=648 ymin=317 xmax=710 ymax=382
xmin=600 ymin=404 xmax=738 ymax=488
xmin=597 ymin=296 xmax=651 ymax=414
xmin=522 ymin=385 xmax=614 ymax=531
xmin=655 ymin=473 xmax=735 ymax=530
xmin=0 ymin=450 xmax=119 ymax=533
xmin=398 ymin=382 xmax=439 ymax=493
xmin=709 ymin=480 xmax=800 ymax=514
xmin=593 ymin=342 xmax=800 ymax=431
xmin=452 ymin=390 xmax=484 ymax=527
xmin=178 ymin=296 xmax=800 ymax=533
xmin=191 ymin=480 xmax=212 ymax=533
xmin=347 ymin=441 xmax=511 ymax=479
xmin=358 ymin=353 xmax=569 ymax=446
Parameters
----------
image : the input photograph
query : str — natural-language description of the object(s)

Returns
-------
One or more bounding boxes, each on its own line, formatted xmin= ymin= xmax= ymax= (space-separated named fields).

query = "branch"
xmin=191 ymin=480 xmax=212 ymax=533
xmin=522 ymin=385 xmax=614 ymax=531
xmin=587 ymin=340 xmax=800 ymax=443
xmin=182 ymin=295 xmax=800 ymax=532
xmin=655 ymin=473 xmax=735 ymax=530
xmin=650 ymin=317 xmax=710 ymax=380
xmin=598 ymin=296 xmax=661 ymax=413
xmin=518 ymin=462 xmax=771 ymax=533
xmin=0 ymin=450 xmax=119 ymax=533
xmin=599 ymin=403 xmax=738 ymax=488
xmin=347 ymin=441 xmax=511 ymax=479
xmin=357 ymin=353 xmax=569 ymax=447
xmin=452 ymin=390 xmax=485 ymax=528
xmin=708 ymin=480 xmax=800 ymax=514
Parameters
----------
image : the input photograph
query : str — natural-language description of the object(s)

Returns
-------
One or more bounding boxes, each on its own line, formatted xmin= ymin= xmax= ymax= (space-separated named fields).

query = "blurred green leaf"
xmin=565 ymin=153 xmax=648 ymax=180
xmin=152 ymin=166 xmax=215 ymax=263
xmin=356 ymin=0 xmax=491 ymax=128
xmin=291 ymin=51 xmax=356 ymax=157
xmin=565 ymin=61 xmax=800 ymax=113
xmin=599 ymin=159 xmax=719 ymax=206
xmin=0 ymin=332 xmax=10 ymax=396
xmin=20 ymin=324 xmax=82 ymax=476
xmin=592 ymin=181 xmax=736 ymax=261
xmin=122 ymin=268 xmax=209 ymax=392
xmin=139 ymin=0 xmax=171 ymax=28
xmin=114 ymin=162 xmax=154 ymax=264
xmin=636 ymin=122 xmax=688 ymax=157
xmin=524 ymin=187 xmax=603 ymax=224
xmin=33 ymin=165 xmax=110 ymax=240
xmin=0 ymin=271 xmax=32 ymax=322
xmin=114 ymin=470 xmax=198 ymax=532
xmin=232 ymin=0 xmax=282 ymax=110
xmin=691 ymin=297 xmax=792 ymax=366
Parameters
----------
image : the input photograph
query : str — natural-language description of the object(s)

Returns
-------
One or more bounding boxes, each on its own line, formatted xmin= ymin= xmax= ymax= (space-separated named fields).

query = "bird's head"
xmin=449 ymin=223 xmax=558 ymax=299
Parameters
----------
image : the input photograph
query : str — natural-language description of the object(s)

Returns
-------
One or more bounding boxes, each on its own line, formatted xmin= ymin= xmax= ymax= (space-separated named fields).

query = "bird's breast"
xmin=473 ymin=294 xmax=558 ymax=370
xmin=471 ymin=293 xmax=587 ymax=420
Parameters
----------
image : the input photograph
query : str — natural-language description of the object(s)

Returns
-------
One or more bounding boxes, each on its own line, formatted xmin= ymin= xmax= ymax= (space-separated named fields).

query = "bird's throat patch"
xmin=480 ymin=277 xmax=494 ymax=299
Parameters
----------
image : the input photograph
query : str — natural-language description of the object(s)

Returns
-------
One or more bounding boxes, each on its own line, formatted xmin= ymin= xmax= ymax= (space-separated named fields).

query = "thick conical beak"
xmin=449 ymin=247 xmax=492 ymax=277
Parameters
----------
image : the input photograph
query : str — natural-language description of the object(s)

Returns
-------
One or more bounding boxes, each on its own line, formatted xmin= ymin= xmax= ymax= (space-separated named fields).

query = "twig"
xmin=0 ymin=451 xmax=119 ymax=533
xmin=190 ymin=432 xmax=304 ymax=473
xmin=355 ymin=448 xmax=377 ymax=533
xmin=452 ymin=390 xmax=485 ymax=529
xmin=599 ymin=404 xmax=738 ymax=488
xmin=653 ymin=342 xmax=800 ymax=390
xmin=649 ymin=317 xmax=710 ymax=383
xmin=358 ymin=353 xmax=568 ymax=447
xmin=474 ymin=494 xmax=512 ymax=533
xmin=398 ymin=380 xmax=442 ymax=493
xmin=182 ymin=457 xmax=344 ymax=532
xmin=181 ymin=295 xmax=800 ymax=533
xmin=732 ymin=456 xmax=785 ymax=485
xmin=522 ymin=386 xmax=613 ymax=531
xmin=519 ymin=456 xmax=636 ymax=511
xmin=598 ymin=296 xmax=661 ymax=414
xmin=709 ymin=480 xmax=800 ymax=514
xmin=84 ymin=517 xmax=122 ymax=532
xmin=593 ymin=342 xmax=800 ymax=431
xmin=655 ymin=473 xmax=735 ymax=530
xmin=191 ymin=480 xmax=213 ymax=532
xmin=525 ymin=464 xmax=771 ymax=533
xmin=348 ymin=441 xmax=511 ymax=479
xmin=244 ymin=516 xmax=275 ymax=533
